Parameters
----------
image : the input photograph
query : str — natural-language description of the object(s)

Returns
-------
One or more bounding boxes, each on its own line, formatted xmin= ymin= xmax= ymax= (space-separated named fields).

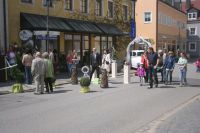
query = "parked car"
xmin=130 ymin=50 xmax=144 ymax=69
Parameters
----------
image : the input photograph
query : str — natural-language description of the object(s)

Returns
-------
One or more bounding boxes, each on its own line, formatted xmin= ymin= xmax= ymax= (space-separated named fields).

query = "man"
xmin=22 ymin=49 xmax=33 ymax=84
xmin=147 ymin=47 xmax=158 ymax=88
xmin=90 ymin=48 xmax=101 ymax=81
xmin=31 ymin=52 xmax=46 ymax=94
xmin=43 ymin=52 xmax=54 ymax=93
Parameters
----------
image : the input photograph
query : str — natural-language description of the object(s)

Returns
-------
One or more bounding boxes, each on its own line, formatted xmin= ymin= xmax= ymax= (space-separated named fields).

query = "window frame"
xmin=43 ymin=0 xmax=53 ymax=7
xmin=108 ymin=0 xmax=114 ymax=19
xmin=188 ymin=12 xmax=197 ymax=20
xmin=95 ymin=0 xmax=103 ymax=17
xmin=122 ymin=4 xmax=128 ymax=21
xmin=144 ymin=11 xmax=152 ymax=23
xmin=189 ymin=27 xmax=197 ymax=36
xmin=64 ymin=0 xmax=74 ymax=11
xmin=189 ymin=42 xmax=197 ymax=52
xmin=20 ymin=0 xmax=34 ymax=5
xmin=80 ymin=0 xmax=89 ymax=14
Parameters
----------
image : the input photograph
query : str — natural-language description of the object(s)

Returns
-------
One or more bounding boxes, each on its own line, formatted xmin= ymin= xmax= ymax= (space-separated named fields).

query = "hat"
xmin=169 ymin=51 xmax=173 ymax=54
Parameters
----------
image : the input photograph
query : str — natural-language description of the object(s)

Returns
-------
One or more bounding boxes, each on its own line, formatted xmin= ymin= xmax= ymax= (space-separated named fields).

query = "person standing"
xmin=163 ymin=51 xmax=176 ymax=85
xmin=177 ymin=52 xmax=188 ymax=87
xmin=141 ymin=51 xmax=149 ymax=83
xmin=102 ymin=49 xmax=111 ymax=74
xmin=31 ymin=52 xmax=46 ymax=94
xmin=137 ymin=63 xmax=146 ymax=86
xmin=22 ymin=49 xmax=33 ymax=84
xmin=43 ymin=52 xmax=54 ymax=93
xmin=7 ymin=46 xmax=16 ymax=66
xmin=90 ymin=48 xmax=101 ymax=81
xmin=147 ymin=47 xmax=158 ymax=88
xmin=157 ymin=50 xmax=164 ymax=82
xmin=194 ymin=58 xmax=200 ymax=72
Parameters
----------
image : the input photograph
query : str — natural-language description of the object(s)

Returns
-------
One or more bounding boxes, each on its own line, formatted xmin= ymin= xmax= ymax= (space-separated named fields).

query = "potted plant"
xmin=80 ymin=77 xmax=90 ymax=93
xmin=11 ymin=67 xmax=24 ymax=93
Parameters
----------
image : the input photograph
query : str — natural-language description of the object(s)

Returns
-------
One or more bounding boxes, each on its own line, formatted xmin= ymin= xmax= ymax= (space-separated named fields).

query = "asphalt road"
xmin=0 ymin=63 xmax=200 ymax=133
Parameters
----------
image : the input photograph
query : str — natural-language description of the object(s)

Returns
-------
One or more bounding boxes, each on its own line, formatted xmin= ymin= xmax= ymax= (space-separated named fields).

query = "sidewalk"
xmin=0 ymin=74 xmax=71 ymax=95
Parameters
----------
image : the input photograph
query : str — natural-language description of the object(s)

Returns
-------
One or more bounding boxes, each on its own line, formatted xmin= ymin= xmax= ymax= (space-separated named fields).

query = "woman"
xmin=102 ymin=49 xmax=111 ymax=74
xmin=164 ymin=51 xmax=176 ymax=85
xmin=177 ymin=52 xmax=188 ymax=87
xmin=141 ymin=51 xmax=149 ymax=83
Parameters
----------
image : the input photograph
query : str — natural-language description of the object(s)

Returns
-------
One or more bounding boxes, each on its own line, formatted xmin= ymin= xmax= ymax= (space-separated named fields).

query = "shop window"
xmin=81 ymin=0 xmax=88 ymax=13
xmin=123 ymin=5 xmax=128 ymax=21
xmin=95 ymin=36 xmax=101 ymax=53
xmin=43 ymin=0 xmax=53 ymax=7
xmin=108 ymin=0 xmax=114 ymax=18
xmin=95 ymin=0 xmax=103 ymax=16
xmin=144 ymin=12 xmax=152 ymax=23
xmin=189 ymin=42 xmax=196 ymax=52
xmin=189 ymin=27 xmax=197 ymax=35
xmin=21 ymin=0 xmax=33 ymax=4
xmin=65 ymin=0 xmax=73 ymax=11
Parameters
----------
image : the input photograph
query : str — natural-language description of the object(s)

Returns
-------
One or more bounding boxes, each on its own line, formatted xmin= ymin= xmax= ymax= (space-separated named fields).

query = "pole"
xmin=46 ymin=0 xmax=50 ymax=51
xmin=3 ymin=0 xmax=7 ymax=53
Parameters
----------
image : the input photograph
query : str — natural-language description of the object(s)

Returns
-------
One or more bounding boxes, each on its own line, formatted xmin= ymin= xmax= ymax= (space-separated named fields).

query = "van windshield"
xmin=137 ymin=52 xmax=144 ymax=56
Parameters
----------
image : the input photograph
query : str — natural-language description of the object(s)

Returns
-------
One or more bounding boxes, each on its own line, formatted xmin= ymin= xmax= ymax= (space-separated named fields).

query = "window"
xmin=123 ymin=5 xmax=128 ymax=21
xmin=144 ymin=12 xmax=152 ymax=23
xmin=95 ymin=0 xmax=103 ymax=16
xmin=108 ymin=1 xmax=114 ymax=18
xmin=188 ymin=12 xmax=197 ymax=20
xmin=21 ymin=0 xmax=33 ymax=4
xmin=189 ymin=42 xmax=196 ymax=52
xmin=189 ymin=27 xmax=196 ymax=35
xmin=81 ymin=0 xmax=88 ymax=13
xmin=65 ymin=0 xmax=73 ymax=11
xmin=43 ymin=0 xmax=53 ymax=7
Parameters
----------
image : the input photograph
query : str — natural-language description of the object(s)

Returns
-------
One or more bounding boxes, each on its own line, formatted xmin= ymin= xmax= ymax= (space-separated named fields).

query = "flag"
xmin=130 ymin=19 xmax=136 ymax=40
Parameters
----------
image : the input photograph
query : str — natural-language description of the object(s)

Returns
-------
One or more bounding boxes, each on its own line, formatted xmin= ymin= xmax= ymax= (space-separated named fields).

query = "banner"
xmin=130 ymin=19 xmax=136 ymax=40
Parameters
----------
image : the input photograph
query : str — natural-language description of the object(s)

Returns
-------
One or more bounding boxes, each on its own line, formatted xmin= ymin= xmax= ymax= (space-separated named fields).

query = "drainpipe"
xmin=3 ymin=0 xmax=7 ymax=53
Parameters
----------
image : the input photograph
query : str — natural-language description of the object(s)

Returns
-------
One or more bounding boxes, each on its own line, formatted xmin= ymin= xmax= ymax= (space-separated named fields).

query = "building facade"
xmin=0 ymin=0 xmax=6 ymax=55
xmin=182 ymin=0 xmax=200 ymax=58
xmin=6 ymin=0 xmax=135 ymax=62
xmin=135 ymin=0 xmax=187 ymax=52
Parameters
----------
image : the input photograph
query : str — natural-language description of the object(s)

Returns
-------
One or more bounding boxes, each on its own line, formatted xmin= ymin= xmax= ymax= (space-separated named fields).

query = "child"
xmin=194 ymin=58 xmax=200 ymax=72
xmin=137 ymin=63 xmax=146 ymax=86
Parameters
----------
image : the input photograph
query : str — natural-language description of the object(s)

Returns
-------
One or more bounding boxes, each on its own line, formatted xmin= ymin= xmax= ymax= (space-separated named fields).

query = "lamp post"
xmin=46 ymin=0 xmax=50 ymax=52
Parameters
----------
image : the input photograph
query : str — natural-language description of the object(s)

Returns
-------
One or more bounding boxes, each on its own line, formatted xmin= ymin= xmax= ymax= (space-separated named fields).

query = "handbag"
xmin=106 ymin=61 xmax=109 ymax=65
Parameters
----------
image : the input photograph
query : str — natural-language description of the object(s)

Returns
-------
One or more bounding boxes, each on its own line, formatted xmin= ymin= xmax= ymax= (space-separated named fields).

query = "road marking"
xmin=134 ymin=93 xmax=200 ymax=133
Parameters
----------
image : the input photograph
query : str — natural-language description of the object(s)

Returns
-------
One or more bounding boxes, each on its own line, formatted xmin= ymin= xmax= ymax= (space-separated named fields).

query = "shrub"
xmin=11 ymin=67 xmax=24 ymax=83
xmin=80 ymin=77 xmax=90 ymax=87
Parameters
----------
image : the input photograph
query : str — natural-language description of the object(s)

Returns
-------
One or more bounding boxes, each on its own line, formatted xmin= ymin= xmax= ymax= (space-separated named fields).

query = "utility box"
xmin=0 ymin=55 xmax=7 ymax=82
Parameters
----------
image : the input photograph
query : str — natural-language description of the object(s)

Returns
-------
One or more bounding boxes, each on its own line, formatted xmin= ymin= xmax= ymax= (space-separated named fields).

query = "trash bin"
xmin=0 ymin=55 xmax=7 ymax=82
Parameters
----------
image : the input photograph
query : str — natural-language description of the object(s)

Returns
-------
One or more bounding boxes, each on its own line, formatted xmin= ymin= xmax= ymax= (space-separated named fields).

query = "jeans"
xmin=165 ymin=69 xmax=173 ymax=83
xmin=179 ymin=68 xmax=187 ymax=85
xmin=25 ymin=66 xmax=32 ymax=84
xmin=67 ymin=64 xmax=73 ymax=77
xmin=148 ymin=65 xmax=158 ymax=88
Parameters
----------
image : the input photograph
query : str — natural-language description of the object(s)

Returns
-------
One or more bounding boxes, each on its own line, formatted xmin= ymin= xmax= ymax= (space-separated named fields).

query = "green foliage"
xmin=80 ymin=77 xmax=90 ymax=87
xmin=11 ymin=67 xmax=24 ymax=83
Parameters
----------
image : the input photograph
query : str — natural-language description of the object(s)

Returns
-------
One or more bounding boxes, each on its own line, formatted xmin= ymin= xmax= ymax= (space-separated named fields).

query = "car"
xmin=130 ymin=50 xmax=144 ymax=69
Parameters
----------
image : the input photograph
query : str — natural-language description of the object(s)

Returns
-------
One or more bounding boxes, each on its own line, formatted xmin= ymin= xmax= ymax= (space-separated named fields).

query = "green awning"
xmin=96 ymin=23 xmax=124 ymax=36
xmin=20 ymin=13 xmax=73 ymax=32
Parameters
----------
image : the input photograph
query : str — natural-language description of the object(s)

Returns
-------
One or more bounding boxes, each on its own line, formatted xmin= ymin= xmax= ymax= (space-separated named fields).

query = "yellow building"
xmin=6 ymin=0 xmax=135 ymax=62
xmin=135 ymin=0 xmax=187 ymax=52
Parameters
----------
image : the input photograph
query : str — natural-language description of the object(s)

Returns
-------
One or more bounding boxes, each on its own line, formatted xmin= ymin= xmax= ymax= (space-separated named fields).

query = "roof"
xmin=20 ymin=13 xmax=124 ymax=36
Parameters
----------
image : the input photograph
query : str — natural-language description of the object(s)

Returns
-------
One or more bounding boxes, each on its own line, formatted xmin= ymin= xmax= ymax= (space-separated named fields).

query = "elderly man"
xmin=90 ymin=48 xmax=101 ymax=81
xmin=31 ymin=52 xmax=46 ymax=94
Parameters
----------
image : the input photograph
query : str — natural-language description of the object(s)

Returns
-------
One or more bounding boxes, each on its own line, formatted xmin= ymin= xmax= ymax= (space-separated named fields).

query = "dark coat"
xmin=90 ymin=53 xmax=101 ymax=66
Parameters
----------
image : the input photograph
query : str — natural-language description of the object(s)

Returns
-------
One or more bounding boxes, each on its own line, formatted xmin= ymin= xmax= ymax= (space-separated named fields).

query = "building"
xmin=6 ymin=0 xmax=136 ymax=63
xmin=182 ymin=0 xmax=200 ymax=58
xmin=135 ymin=0 xmax=187 ymax=52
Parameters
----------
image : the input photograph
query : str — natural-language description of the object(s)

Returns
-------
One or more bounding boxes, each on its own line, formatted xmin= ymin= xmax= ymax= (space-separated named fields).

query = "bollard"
xmin=100 ymin=69 xmax=108 ymax=88
xmin=71 ymin=67 xmax=78 ymax=84
xmin=124 ymin=65 xmax=130 ymax=84
xmin=112 ymin=60 xmax=117 ymax=78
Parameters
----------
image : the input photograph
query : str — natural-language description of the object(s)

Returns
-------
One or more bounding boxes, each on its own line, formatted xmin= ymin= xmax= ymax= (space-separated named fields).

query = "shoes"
xmin=155 ymin=84 xmax=158 ymax=88
xmin=140 ymin=84 xmax=142 ymax=86
xmin=147 ymin=86 xmax=153 ymax=89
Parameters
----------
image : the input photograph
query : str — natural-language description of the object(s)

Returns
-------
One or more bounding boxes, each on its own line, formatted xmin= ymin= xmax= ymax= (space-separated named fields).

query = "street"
xmin=0 ymin=63 xmax=200 ymax=133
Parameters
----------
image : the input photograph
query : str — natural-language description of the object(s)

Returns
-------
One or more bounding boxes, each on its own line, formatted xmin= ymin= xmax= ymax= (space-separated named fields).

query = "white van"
xmin=130 ymin=50 xmax=144 ymax=68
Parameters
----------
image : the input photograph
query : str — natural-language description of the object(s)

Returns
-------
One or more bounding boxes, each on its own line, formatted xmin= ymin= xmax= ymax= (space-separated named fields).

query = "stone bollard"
xmin=71 ymin=67 xmax=78 ymax=85
xmin=124 ymin=65 xmax=130 ymax=84
xmin=112 ymin=60 xmax=117 ymax=78
xmin=100 ymin=69 xmax=108 ymax=88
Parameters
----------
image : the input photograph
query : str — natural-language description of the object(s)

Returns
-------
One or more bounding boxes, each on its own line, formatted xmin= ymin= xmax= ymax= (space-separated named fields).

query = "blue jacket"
xmin=164 ymin=56 xmax=175 ymax=69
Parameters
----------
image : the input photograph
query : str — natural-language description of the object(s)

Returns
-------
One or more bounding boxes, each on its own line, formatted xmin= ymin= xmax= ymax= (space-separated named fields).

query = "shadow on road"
xmin=53 ymin=90 xmax=72 ymax=94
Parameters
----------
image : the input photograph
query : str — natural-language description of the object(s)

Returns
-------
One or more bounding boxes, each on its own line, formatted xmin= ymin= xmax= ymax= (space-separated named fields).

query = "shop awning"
xmin=20 ymin=13 xmax=124 ymax=36
xmin=64 ymin=19 xmax=103 ymax=34
xmin=20 ymin=13 xmax=73 ymax=32
xmin=96 ymin=23 xmax=124 ymax=36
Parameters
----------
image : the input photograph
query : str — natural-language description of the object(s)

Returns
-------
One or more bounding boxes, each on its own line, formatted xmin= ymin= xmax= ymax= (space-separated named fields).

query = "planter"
xmin=80 ymin=86 xmax=90 ymax=93
xmin=12 ymin=83 xmax=24 ymax=93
